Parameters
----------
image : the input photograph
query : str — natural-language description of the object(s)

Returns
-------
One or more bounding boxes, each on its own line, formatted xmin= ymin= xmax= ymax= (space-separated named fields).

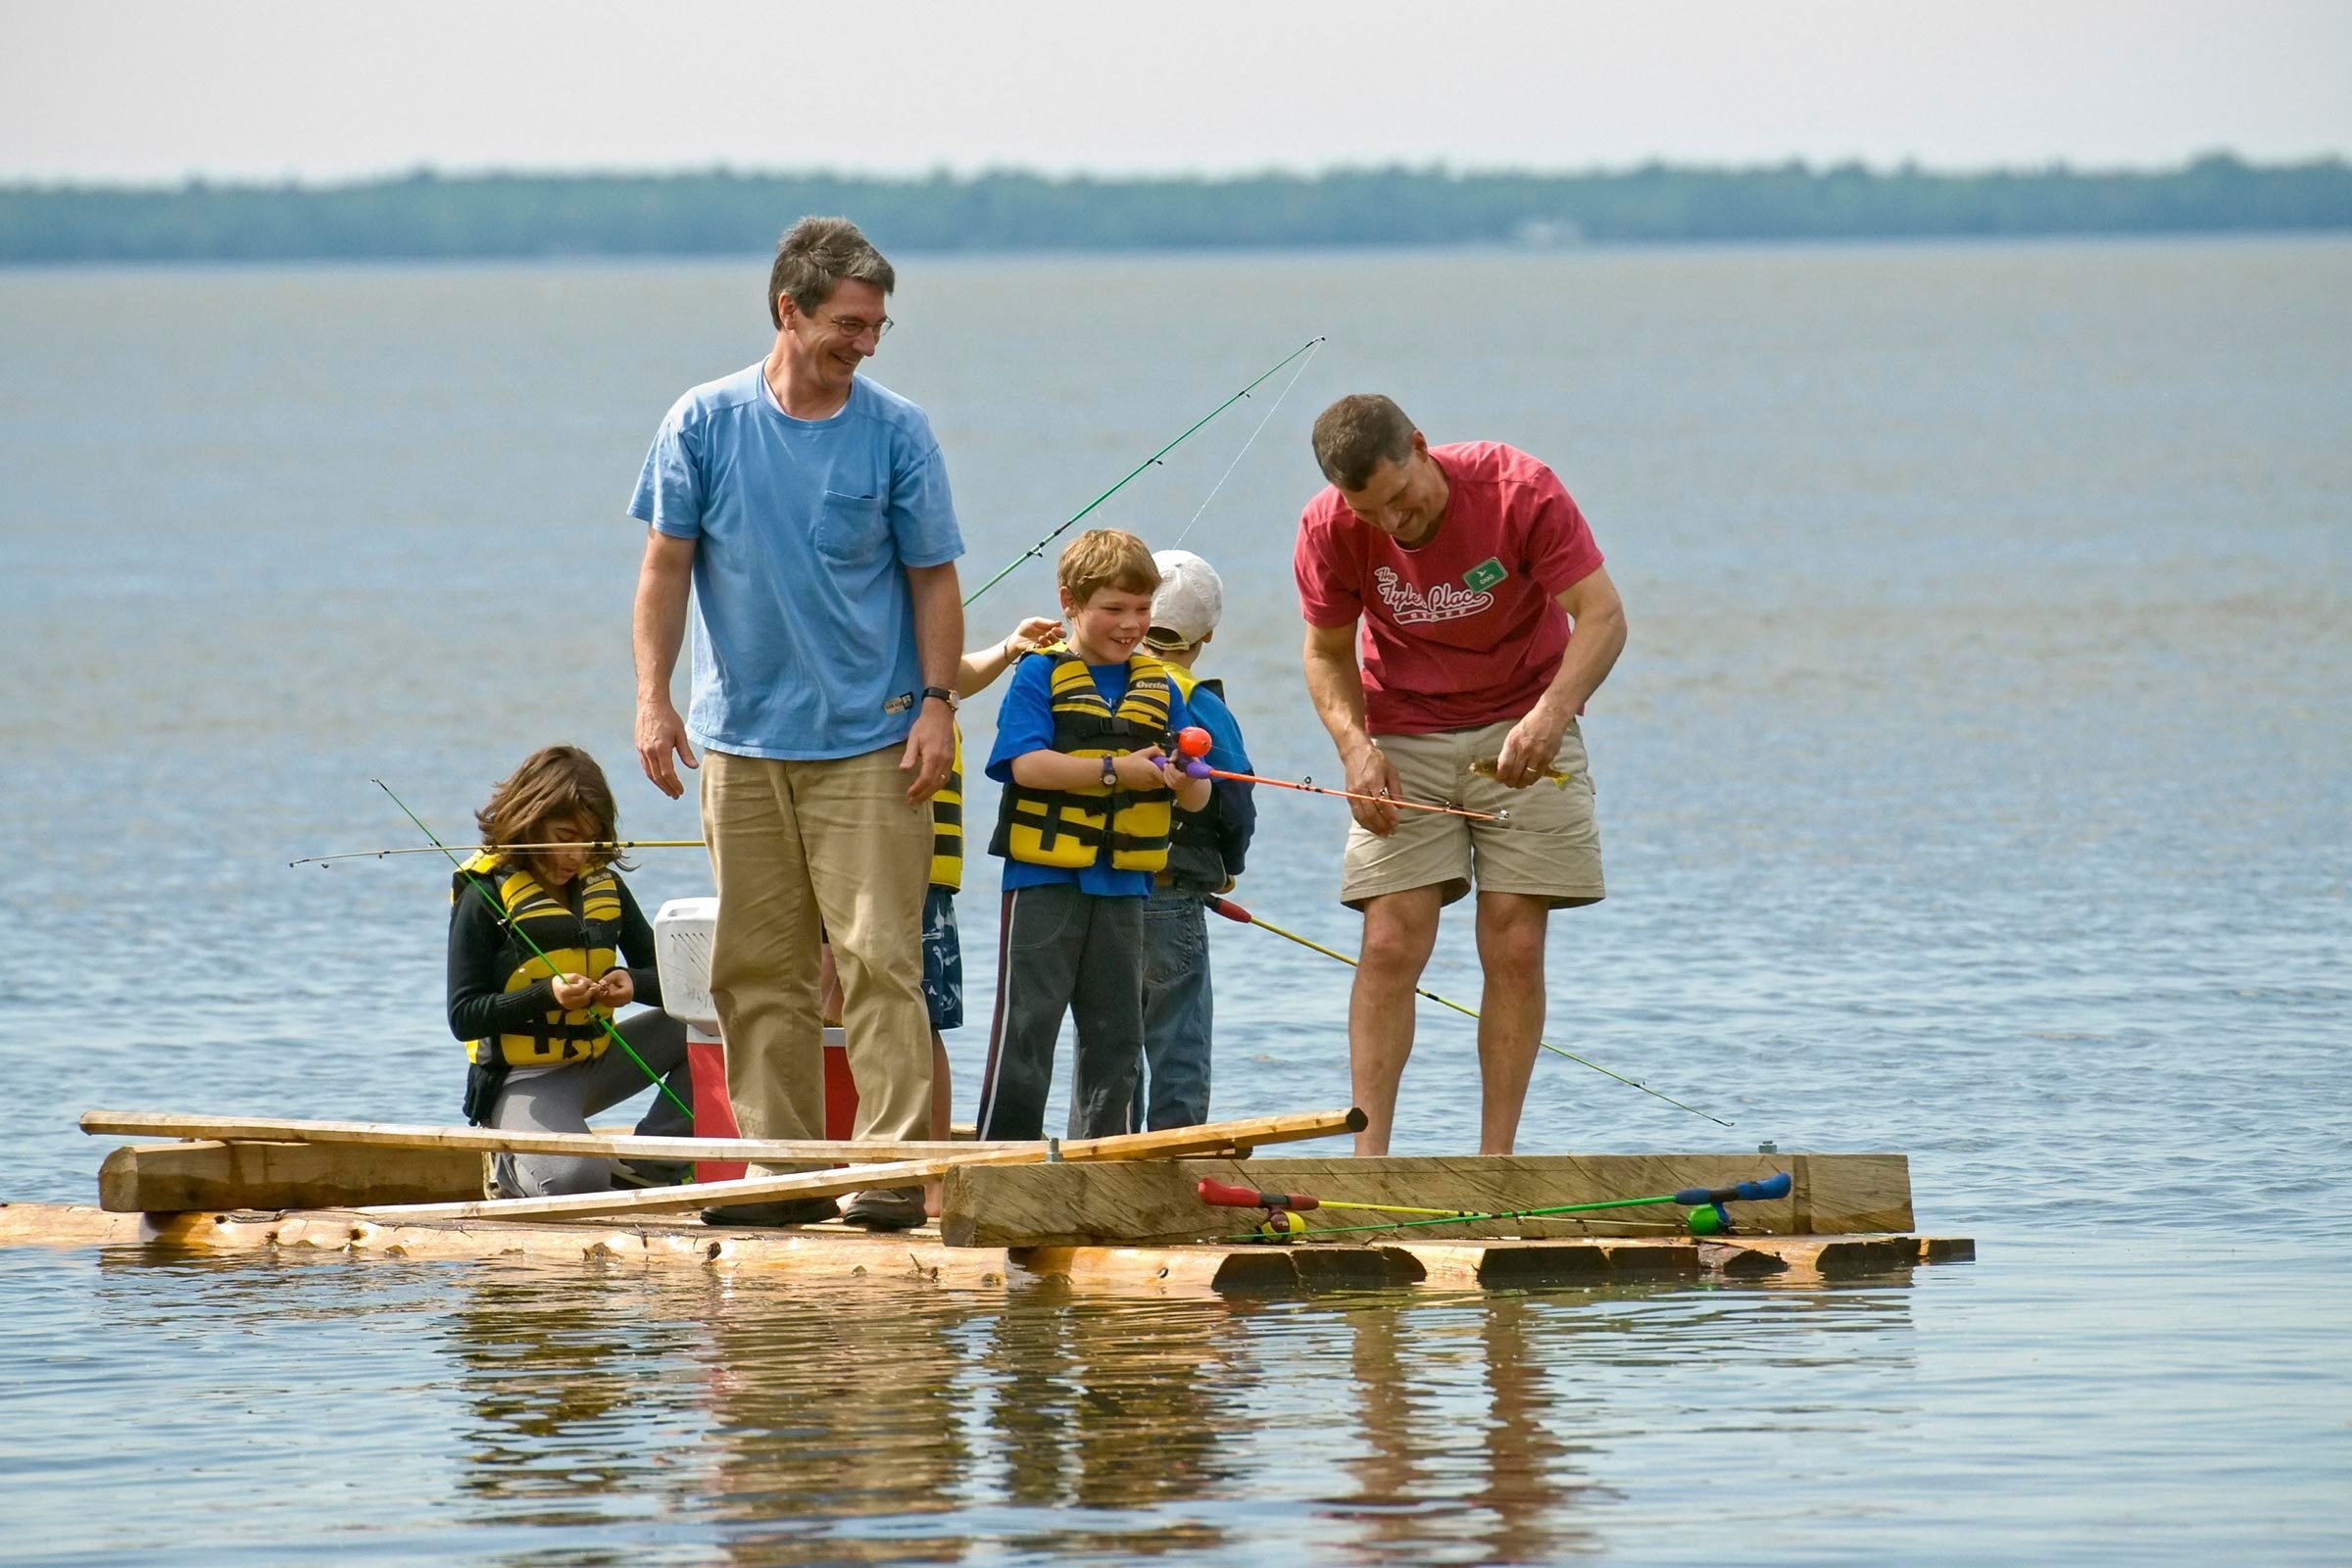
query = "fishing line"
xmin=1207 ymin=896 xmax=1734 ymax=1128
xmin=1170 ymin=336 xmax=1325 ymax=548
xmin=962 ymin=336 xmax=1326 ymax=609
xmin=291 ymin=840 xmax=706 ymax=868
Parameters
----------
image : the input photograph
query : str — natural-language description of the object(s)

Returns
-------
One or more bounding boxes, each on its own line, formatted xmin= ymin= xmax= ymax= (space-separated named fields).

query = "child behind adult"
xmin=1131 ymin=549 xmax=1257 ymax=1130
xmin=977 ymin=530 xmax=1212 ymax=1140
xmin=446 ymin=745 xmax=694 ymax=1198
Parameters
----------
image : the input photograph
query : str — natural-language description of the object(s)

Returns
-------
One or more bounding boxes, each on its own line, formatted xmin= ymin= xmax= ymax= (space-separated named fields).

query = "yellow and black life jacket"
xmin=930 ymin=725 xmax=964 ymax=891
xmin=452 ymin=852 xmax=620 ymax=1067
xmin=990 ymin=647 xmax=1176 ymax=872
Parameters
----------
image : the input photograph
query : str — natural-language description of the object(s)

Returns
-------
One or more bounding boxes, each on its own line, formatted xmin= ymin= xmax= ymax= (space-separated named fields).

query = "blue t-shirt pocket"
xmin=814 ymin=488 xmax=888 ymax=564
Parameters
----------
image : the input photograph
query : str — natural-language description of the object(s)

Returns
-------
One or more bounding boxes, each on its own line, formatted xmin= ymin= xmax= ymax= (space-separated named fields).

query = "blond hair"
xmin=1057 ymin=528 xmax=1160 ymax=605
xmin=473 ymin=746 xmax=628 ymax=881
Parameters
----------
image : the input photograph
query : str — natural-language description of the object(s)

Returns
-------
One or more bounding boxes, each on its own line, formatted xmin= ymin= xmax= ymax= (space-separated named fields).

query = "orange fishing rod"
xmin=1170 ymin=727 xmax=1504 ymax=823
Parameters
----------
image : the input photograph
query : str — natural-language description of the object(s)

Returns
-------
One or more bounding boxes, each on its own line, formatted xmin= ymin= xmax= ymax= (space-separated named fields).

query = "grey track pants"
xmin=486 ymin=1009 xmax=693 ymax=1197
xmin=975 ymin=883 xmax=1143 ymax=1142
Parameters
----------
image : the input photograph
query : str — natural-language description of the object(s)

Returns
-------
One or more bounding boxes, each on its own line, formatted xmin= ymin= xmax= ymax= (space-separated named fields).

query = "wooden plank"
xmin=354 ymin=1106 xmax=1366 ymax=1222
xmin=1790 ymin=1152 xmax=1915 ymax=1233
xmin=941 ymin=1152 xmax=1910 ymax=1247
xmin=81 ymin=1109 xmax=1035 ymax=1165
xmin=98 ymin=1140 xmax=486 ymax=1213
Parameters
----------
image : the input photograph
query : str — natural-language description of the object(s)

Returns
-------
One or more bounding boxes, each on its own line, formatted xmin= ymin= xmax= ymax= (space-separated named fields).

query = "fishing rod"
xmin=1171 ymin=728 xmax=1504 ymax=823
xmin=290 ymin=839 xmax=706 ymax=868
xmin=1205 ymin=896 xmax=1734 ymax=1127
xmin=961 ymin=336 xmax=1327 ymax=609
xmin=372 ymin=779 xmax=695 ymax=1122
xmin=1200 ymin=1171 xmax=1792 ymax=1243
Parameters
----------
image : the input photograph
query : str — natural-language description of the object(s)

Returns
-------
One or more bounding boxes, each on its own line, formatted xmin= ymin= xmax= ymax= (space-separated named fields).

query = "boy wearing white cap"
xmin=1131 ymin=549 xmax=1258 ymax=1130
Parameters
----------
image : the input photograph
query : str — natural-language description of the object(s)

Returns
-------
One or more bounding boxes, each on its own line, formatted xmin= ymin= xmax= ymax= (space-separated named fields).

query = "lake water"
xmin=2 ymin=237 xmax=2347 ymax=1565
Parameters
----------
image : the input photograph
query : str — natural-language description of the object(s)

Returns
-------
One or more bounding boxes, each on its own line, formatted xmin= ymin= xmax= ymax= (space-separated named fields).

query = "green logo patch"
xmin=1463 ymin=557 xmax=1507 ymax=593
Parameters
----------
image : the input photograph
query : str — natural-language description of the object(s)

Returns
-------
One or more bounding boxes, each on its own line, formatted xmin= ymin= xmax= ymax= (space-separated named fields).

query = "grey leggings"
xmin=486 ymin=1009 xmax=693 ymax=1197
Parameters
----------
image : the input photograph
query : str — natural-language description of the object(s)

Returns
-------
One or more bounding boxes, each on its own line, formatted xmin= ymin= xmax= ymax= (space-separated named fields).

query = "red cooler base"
xmin=686 ymin=1033 xmax=858 ymax=1183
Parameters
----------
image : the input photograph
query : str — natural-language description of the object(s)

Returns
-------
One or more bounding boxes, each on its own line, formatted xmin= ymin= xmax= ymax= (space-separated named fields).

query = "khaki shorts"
xmin=1339 ymin=717 xmax=1605 ymax=910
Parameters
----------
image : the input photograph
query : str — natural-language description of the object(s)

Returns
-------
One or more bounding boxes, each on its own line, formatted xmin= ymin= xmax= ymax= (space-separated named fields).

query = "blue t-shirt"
xmin=629 ymin=367 xmax=964 ymax=760
xmin=986 ymin=654 xmax=1195 ymax=899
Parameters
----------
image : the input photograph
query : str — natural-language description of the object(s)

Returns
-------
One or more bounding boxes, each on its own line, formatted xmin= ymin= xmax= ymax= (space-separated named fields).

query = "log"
xmin=99 ymin=1141 xmax=486 ymax=1212
xmin=81 ymin=1109 xmax=1032 ymax=1165
xmin=355 ymin=1106 xmax=1368 ymax=1222
xmin=941 ymin=1152 xmax=1912 ymax=1247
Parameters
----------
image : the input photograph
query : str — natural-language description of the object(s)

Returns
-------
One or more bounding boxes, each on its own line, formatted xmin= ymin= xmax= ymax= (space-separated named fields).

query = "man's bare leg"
xmin=1349 ymin=886 xmax=1446 ymax=1154
xmin=1472 ymin=891 xmax=1550 ymax=1153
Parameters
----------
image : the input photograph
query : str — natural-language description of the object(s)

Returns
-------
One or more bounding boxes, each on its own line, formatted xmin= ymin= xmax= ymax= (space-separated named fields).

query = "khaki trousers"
xmin=701 ymin=746 xmax=933 ymax=1167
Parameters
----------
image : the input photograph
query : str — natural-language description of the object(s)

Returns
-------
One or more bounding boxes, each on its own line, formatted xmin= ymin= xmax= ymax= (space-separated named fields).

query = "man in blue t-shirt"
xmin=628 ymin=216 xmax=964 ymax=1232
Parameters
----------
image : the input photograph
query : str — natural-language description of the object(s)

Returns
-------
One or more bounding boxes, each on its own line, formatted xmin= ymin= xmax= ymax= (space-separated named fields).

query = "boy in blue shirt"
xmin=1132 ymin=550 xmax=1257 ymax=1130
xmin=978 ymin=529 xmax=1212 ymax=1140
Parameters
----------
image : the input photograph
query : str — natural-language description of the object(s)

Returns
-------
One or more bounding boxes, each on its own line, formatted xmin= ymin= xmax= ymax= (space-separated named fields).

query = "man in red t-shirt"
xmin=1294 ymin=394 xmax=1627 ymax=1154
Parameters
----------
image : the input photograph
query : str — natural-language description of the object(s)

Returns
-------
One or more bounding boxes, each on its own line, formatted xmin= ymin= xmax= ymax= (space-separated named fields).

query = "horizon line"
xmin=6 ymin=148 xmax=2346 ymax=196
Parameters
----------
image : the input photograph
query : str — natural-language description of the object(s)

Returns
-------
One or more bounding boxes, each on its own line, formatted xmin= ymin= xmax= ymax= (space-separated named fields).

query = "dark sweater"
xmin=445 ymin=872 xmax=664 ymax=1044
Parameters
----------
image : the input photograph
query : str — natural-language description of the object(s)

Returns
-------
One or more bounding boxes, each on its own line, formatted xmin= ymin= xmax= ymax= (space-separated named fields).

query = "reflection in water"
xmin=1329 ymin=1295 xmax=1602 ymax=1562
xmin=416 ymin=1260 xmax=1923 ymax=1566
xmin=439 ymin=1266 xmax=711 ymax=1522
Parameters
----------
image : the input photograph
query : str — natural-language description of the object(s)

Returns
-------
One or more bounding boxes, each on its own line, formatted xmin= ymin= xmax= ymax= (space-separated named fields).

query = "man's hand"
xmin=1343 ymin=741 xmax=1402 ymax=836
xmin=1494 ymin=706 xmax=1568 ymax=790
xmin=901 ymin=701 xmax=956 ymax=806
xmin=550 ymin=973 xmax=597 ymax=1011
xmin=637 ymin=698 xmax=699 ymax=800
xmin=590 ymin=970 xmax=635 ymax=1009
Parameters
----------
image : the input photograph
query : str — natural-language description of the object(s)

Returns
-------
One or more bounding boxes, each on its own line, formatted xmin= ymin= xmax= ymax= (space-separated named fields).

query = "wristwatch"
xmin=920 ymin=685 xmax=956 ymax=710
xmin=1101 ymin=755 xmax=1119 ymax=789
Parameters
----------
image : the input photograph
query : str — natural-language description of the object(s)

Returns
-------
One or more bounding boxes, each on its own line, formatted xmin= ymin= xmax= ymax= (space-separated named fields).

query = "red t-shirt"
xmin=1294 ymin=442 xmax=1604 ymax=736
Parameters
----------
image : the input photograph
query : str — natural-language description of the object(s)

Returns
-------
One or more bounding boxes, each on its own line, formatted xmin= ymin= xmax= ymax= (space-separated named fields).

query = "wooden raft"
xmin=0 ymin=1201 xmax=1972 ymax=1291
xmin=940 ymin=1152 xmax=1910 ymax=1247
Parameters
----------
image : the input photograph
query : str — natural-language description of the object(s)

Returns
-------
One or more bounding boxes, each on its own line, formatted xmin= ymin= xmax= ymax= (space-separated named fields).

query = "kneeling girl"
xmin=446 ymin=745 xmax=693 ymax=1197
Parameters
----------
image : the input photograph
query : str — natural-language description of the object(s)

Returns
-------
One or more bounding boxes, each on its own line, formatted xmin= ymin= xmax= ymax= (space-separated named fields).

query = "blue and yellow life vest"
xmin=990 ymin=647 xmax=1176 ymax=872
xmin=930 ymin=726 xmax=964 ymax=891
xmin=452 ymin=852 xmax=620 ymax=1067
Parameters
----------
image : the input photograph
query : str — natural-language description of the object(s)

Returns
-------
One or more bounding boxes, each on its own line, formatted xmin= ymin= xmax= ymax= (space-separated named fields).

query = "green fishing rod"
xmin=1200 ymin=1172 xmax=1793 ymax=1242
xmin=373 ymin=778 xmax=695 ymax=1122
xmin=1207 ymin=897 xmax=1733 ymax=1128
xmin=961 ymin=336 xmax=1326 ymax=609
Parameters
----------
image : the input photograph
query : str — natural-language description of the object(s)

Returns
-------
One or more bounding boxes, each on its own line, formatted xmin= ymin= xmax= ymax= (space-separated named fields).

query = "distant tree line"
xmin=3 ymin=154 xmax=2346 ymax=264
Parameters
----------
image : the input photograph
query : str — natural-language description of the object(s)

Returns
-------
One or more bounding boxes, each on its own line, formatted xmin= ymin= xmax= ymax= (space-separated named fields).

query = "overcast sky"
xmin=5 ymin=1 xmax=2348 ymax=184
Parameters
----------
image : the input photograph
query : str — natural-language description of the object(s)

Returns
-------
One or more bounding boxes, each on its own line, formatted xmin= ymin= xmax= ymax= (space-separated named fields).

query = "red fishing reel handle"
xmin=1197 ymin=1177 xmax=1319 ymax=1212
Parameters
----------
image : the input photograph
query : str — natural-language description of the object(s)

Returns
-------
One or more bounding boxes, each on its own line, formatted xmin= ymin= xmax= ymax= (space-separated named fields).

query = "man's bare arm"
xmin=632 ymin=530 xmax=699 ymax=799
xmin=901 ymin=561 xmax=965 ymax=806
xmin=1302 ymin=619 xmax=1400 ymax=835
xmin=1495 ymin=564 xmax=1629 ymax=786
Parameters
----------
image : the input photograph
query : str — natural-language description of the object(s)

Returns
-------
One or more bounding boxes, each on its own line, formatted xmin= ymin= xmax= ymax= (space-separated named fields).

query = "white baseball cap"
xmin=1145 ymin=550 xmax=1225 ymax=650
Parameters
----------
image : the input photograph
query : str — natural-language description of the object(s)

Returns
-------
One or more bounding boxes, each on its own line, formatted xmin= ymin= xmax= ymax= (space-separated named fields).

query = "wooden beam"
xmin=81 ymin=1109 xmax=1033 ymax=1164
xmin=354 ymin=1106 xmax=1367 ymax=1222
xmin=98 ymin=1141 xmax=486 ymax=1213
xmin=941 ymin=1152 xmax=1911 ymax=1247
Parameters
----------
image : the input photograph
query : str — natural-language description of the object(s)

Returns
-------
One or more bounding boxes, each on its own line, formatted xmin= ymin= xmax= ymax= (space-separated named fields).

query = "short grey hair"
xmin=767 ymin=216 xmax=896 ymax=328
xmin=1311 ymin=394 xmax=1418 ymax=490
